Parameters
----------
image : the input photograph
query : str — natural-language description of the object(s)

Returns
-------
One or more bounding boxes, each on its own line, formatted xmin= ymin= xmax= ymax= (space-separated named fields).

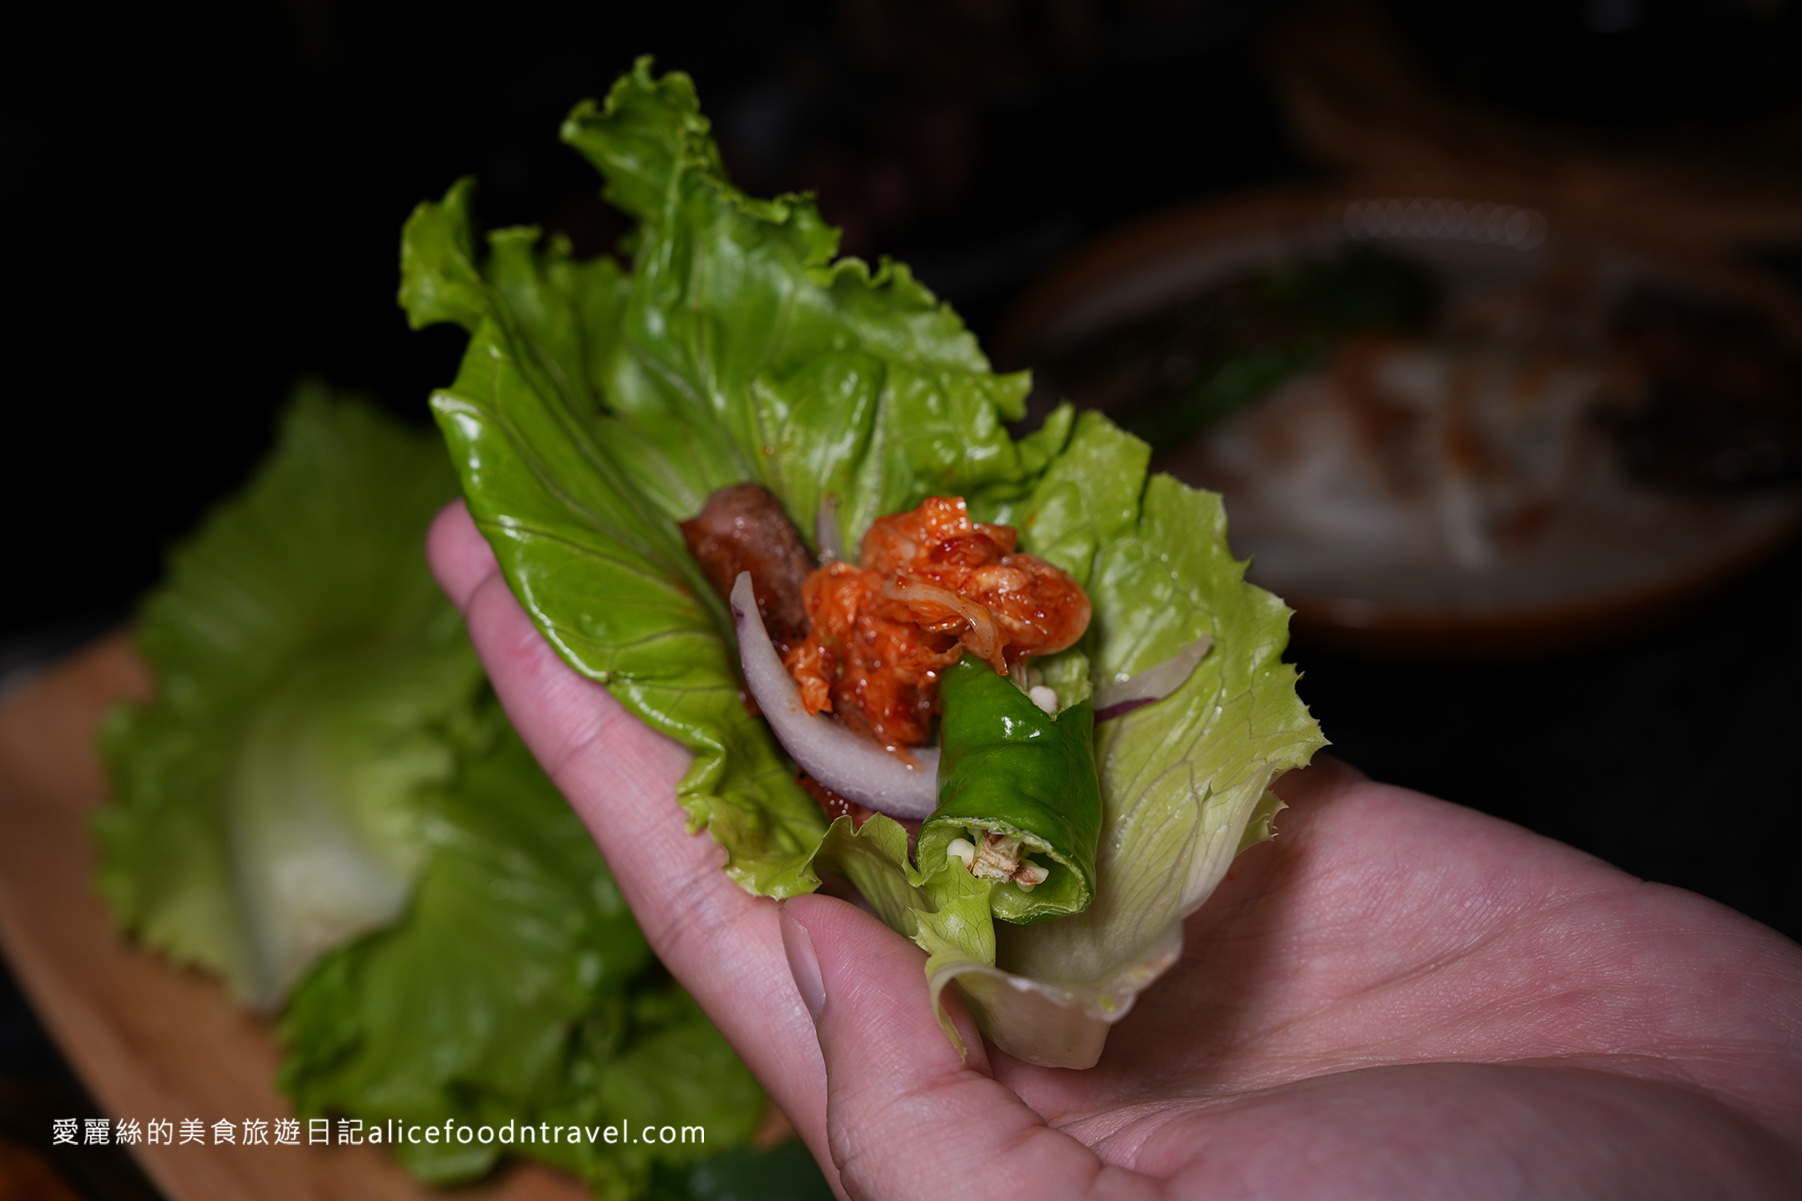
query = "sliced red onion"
xmin=1093 ymin=635 xmax=1212 ymax=722
xmin=814 ymin=496 xmax=845 ymax=564
xmin=730 ymin=572 xmax=940 ymax=819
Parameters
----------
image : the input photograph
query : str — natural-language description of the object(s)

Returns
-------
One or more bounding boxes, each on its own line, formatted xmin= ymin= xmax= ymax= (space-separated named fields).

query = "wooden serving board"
xmin=0 ymin=635 xmax=591 ymax=1201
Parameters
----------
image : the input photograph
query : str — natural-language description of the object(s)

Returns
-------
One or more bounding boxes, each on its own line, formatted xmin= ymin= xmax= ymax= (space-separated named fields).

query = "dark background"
xmin=5 ymin=2 xmax=1802 ymax=1153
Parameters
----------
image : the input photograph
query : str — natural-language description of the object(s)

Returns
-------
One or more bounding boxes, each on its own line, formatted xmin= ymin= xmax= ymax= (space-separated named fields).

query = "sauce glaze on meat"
xmin=784 ymin=497 xmax=1090 ymax=748
xmin=679 ymin=483 xmax=815 ymax=657
xmin=681 ymin=486 xmax=1091 ymax=784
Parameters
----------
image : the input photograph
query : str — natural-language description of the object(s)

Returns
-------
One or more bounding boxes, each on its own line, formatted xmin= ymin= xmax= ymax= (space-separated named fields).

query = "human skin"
xmin=428 ymin=499 xmax=1802 ymax=1200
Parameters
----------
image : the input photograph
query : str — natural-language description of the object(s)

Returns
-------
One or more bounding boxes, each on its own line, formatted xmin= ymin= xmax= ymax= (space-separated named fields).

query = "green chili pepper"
xmin=917 ymin=656 xmax=1102 ymax=925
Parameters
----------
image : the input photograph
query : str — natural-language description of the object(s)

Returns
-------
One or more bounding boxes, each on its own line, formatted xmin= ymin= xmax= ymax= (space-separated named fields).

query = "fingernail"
xmin=779 ymin=902 xmax=825 ymax=1022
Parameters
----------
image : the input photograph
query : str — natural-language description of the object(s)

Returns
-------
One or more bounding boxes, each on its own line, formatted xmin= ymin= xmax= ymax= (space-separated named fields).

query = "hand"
xmin=429 ymin=500 xmax=1802 ymax=1200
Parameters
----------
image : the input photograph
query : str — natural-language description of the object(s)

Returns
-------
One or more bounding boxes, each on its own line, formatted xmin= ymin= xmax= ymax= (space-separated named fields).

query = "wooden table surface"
xmin=0 ymin=634 xmax=591 ymax=1201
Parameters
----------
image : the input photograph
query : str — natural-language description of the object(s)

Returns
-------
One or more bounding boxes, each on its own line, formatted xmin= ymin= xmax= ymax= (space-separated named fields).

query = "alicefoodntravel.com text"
xmin=53 ymin=1116 xmax=706 ymax=1148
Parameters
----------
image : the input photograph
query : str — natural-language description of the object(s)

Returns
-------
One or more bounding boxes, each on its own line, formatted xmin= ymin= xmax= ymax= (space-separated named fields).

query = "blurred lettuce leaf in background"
xmin=93 ymin=388 xmax=808 ymax=1198
xmin=279 ymin=702 xmax=762 ymax=1192
xmin=95 ymin=385 xmax=481 ymax=1007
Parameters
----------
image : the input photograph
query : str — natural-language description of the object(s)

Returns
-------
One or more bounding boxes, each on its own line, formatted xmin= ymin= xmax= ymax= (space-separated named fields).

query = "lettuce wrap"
xmin=404 ymin=59 xmax=1325 ymax=1068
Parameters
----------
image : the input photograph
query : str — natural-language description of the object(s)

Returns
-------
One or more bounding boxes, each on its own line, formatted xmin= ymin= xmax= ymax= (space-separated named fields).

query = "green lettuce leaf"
xmin=405 ymin=60 xmax=1073 ymax=898
xmin=404 ymin=60 xmax=1324 ymax=1068
xmin=920 ymin=413 xmax=1322 ymax=1064
xmin=95 ymin=386 xmax=482 ymax=1007
xmin=279 ymin=708 xmax=764 ymax=1196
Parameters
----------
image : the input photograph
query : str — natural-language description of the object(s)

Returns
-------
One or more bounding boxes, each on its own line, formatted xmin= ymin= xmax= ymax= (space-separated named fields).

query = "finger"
xmin=781 ymin=894 xmax=1159 ymax=1201
xmin=425 ymin=502 xmax=834 ymax=1170
xmin=426 ymin=500 xmax=499 ymax=609
xmin=1270 ymin=751 xmax=1366 ymax=808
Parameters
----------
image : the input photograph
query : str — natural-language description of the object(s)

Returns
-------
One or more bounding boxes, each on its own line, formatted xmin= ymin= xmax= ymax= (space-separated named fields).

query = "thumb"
xmin=779 ymin=895 xmax=1156 ymax=1201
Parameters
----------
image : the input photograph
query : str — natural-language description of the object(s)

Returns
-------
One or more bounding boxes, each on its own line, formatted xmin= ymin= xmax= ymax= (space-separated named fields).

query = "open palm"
xmin=430 ymin=501 xmax=1802 ymax=1200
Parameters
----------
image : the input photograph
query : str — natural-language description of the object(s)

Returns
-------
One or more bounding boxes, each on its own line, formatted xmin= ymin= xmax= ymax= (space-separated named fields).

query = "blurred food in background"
xmin=1003 ymin=190 xmax=1802 ymax=655
xmin=1270 ymin=0 xmax=1802 ymax=250
xmin=18 ymin=0 xmax=1802 ymax=648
